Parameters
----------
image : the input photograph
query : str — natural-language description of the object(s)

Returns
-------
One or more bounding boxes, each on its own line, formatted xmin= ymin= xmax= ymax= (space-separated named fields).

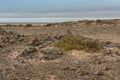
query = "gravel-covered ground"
xmin=0 ymin=19 xmax=120 ymax=80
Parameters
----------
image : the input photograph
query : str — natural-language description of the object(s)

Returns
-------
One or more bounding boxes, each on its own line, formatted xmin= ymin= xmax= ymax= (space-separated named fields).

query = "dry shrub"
xmin=85 ymin=39 xmax=103 ymax=52
xmin=85 ymin=20 xmax=94 ymax=25
xmin=96 ymin=19 xmax=103 ymax=25
xmin=55 ymin=34 xmax=103 ymax=52
xmin=96 ymin=19 xmax=114 ymax=25
xmin=45 ymin=23 xmax=52 ymax=27
xmin=18 ymin=24 xmax=24 ymax=27
xmin=5 ymin=24 xmax=12 ymax=27
xmin=25 ymin=24 xmax=32 ymax=27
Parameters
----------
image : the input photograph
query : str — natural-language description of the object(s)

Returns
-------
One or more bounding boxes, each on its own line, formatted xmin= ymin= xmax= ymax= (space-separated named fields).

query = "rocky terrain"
xmin=0 ymin=19 xmax=120 ymax=80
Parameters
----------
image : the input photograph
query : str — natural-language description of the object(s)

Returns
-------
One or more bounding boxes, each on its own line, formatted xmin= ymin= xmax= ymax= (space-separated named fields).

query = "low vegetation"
xmin=96 ymin=19 xmax=114 ymax=25
xmin=5 ymin=24 xmax=12 ymax=27
xmin=55 ymin=34 xmax=103 ymax=52
xmin=25 ymin=24 xmax=32 ymax=27
xmin=45 ymin=23 xmax=52 ymax=27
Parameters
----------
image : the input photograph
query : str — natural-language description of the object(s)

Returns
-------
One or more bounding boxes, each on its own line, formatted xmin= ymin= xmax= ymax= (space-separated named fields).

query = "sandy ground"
xmin=0 ymin=19 xmax=120 ymax=80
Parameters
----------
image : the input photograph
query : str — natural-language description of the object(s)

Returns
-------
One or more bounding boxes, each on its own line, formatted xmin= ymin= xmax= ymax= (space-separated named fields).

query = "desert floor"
xmin=0 ymin=19 xmax=120 ymax=80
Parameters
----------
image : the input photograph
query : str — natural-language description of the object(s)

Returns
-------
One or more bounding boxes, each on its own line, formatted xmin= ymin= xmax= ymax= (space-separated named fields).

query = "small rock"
xmin=67 ymin=28 xmax=72 ymax=34
xmin=45 ymin=35 xmax=63 ymax=41
xmin=116 ymin=43 xmax=120 ymax=48
xmin=20 ymin=47 xmax=38 ymax=58
xmin=9 ymin=30 xmax=20 ymax=36
xmin=80 ymin=70 xmax=89 ymax=75
xmin=103 ymin=49 xmax=113 ymax=56
xmin=45 ymin=36 xmax=55 ymax=41
xmin=97 ymin=61 xmax=103 ymax=65
xmin=0 ymin=43 xmax=5 ymax=48
xmin=54 ymin=34 xmax=64 ymax=40
xmin=63 ymin=67 xmax=70 ymax=70
xmin=104 ymin=66 xmax=111 ymax=71
xmin=18 ymin=37 xmax=24 ymax=41
xmin=31 ymin=38 xmax=42 ymax=46
xmin=114 ymin=51 xmax=120 ymax=56
xmin=96 ymin=71 xmax=104 ymax=76
xmin=41 ymin=48 xmax=63 ymax=60
xmin=106 ymin=41 xmax=112 ymax=44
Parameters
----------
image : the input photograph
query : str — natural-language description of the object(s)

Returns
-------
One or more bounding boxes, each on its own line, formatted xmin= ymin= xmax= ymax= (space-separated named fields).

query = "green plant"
xmin=55 ymin=34 xmax=103 ymax=52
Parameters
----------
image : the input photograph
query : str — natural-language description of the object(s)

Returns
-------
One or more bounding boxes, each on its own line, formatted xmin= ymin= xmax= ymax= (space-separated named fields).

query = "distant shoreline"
xmin=0 ymin=18 xmax=120 ymax=25
xmin=0 ymin=18 xmax=120 ymax=24
xmin=0 ymin=22 xmax=47 ymax=25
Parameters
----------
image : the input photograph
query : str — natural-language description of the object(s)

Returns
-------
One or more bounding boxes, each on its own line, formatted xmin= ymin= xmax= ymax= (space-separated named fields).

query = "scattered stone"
xmin=0 ymin=28 xmax=25 ymax=46
xmin=105 ymin=41 xmax=112 ymax=44
xmin=104 ymin=42 xmax=120 ymax=49
xmin=104 ymin=66 xmax=111 ymax=71
xmin=31 ymin=38 xmax=42 ymax=46
xmin=0 ymin=28 xmax=8 ymax=35
xmin=0 ymin=43 xmax=5 ymax=48
xmin=18 ymin=37 xmax=24 ymax=42
xmin=9 ymin=30 xmax=20 ymax=36
xmin=103 ymin=49 xmax=113 ymax=56
xmin=0 ymin=22 xmax=120 ymax=80
xmin=67 ymin=28 xmax=72 ymax=34
xmin=80 ymin=70 xmax=89 ymax=75
xmin=54 ymin=34 xmax=64 ymax=40
xmin=114 ymin=51 xmax=120 ymax=56
xmin=45 ymin=34 xmax=64 ymax=41
xmin=41 ymin=48 xmax=63 ymax=60
xmin=45 ymin=36 xmax=55 ymax=41
xmin=103 ymin=48 xmax=120 ymax=56
xmin=63 ymin=67 xmax=70 ymax=71
xmin=96 ymin=71 xmax=104 ymax=76
xmin=115 ymin=43 xmax=120 ymax=49
xmin=97 ymin=61 xmax=103 ymax=65
xmin=20 ymin=47 xmax=38 ymax=58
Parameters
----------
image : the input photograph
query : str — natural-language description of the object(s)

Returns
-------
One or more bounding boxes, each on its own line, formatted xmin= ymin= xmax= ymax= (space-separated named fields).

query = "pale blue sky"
xmin=0 ymin=0 xmax=120 ymax=23
xmin=0 ymin=0 xmax=120 ymax=13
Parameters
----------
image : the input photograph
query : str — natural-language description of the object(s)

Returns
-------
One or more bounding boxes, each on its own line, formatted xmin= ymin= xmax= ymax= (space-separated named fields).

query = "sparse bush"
xmin=85 ymin=39 xmax=103 ymax=52
xmin=18 ymin=24 xmax=24 ymax=27
xmin=5 ymin=24 xmax=12 ymax=27
xmin=55 ymin=34 xmax=103 ymax=52
xmin=55 ymin=35 xmax=86 ymax=51
xmin=85 ymin=20 xmax=94 ymax=25
xmin=25 ymin=24 xmax=32 ymax=27
xmin=45 ymin=23 xmax=52 ymax=27
xmin=96 ymin=19 xmax=102 ymax=24
xmin=96 ymin=19 xmax=114 ymax=25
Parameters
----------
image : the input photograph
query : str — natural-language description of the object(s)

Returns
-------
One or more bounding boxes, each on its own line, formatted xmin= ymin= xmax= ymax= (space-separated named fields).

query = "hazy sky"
xmin=0 ymin=0 xmax=120 ymax=23
xmin=0 ymin=0 xmax=120 ymax=13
